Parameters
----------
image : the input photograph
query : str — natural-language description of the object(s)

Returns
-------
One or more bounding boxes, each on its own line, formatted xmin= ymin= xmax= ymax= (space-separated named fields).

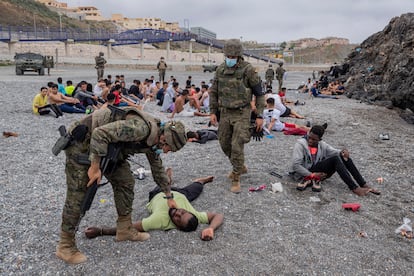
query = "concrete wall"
xmin=0 ymin=41 xmax=328 ymax=72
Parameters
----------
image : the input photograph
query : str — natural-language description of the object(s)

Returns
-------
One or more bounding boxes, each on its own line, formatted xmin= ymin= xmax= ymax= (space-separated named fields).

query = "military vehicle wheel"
xmin=16 ymin=68 xmax=23 ymax=75
xmin=39 ymin=68 xmax=45 ymax=75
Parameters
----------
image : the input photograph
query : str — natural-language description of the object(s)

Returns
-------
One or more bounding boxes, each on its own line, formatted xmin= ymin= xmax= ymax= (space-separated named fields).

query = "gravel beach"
xmin=1 ymin=65 xmax=413 ymax=275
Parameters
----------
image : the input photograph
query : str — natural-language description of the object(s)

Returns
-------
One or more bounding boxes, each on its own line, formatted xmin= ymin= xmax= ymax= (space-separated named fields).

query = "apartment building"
xmin=111 ymin=14 xmax=180 ymax=33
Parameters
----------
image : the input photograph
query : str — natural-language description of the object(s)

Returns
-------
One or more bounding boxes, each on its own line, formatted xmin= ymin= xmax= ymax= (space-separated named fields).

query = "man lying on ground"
xmin=85 ymin=169 xmax=223 ymax=241
xmin=264 ymin=89 xmax=305 ymax=119
xmin=263 ymin=97 xmax=310 ymax=136
xmin=186 ymin=129 xmax=218 ymax=144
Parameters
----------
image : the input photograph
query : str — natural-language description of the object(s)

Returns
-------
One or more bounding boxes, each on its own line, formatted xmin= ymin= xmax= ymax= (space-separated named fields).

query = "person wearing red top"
xmin=290 ymin=125 xmax=381 ymax=196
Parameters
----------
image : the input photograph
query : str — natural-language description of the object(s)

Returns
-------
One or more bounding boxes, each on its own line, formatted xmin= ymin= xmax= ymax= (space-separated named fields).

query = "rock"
xmin=342 ymin=13 xmax=414 ymax=124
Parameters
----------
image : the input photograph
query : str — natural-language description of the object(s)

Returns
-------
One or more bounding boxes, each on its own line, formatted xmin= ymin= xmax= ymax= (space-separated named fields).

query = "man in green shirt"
xmin=85 ymin=171 xmax=223 ymax=241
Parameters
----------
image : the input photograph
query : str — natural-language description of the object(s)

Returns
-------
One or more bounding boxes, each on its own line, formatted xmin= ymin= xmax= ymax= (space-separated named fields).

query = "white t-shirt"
xmin=93 ymin=84 xmax=103 ymax=97
xmin=263 ymin=108 xmax=284 ymax=131
xmin=265 ymin=93 xmax=286 ymax=114
xmin=202 ymin=91 xmax=209 ymax=108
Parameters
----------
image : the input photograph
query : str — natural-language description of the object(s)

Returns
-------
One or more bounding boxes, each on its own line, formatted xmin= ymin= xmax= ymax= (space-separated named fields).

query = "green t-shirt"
xmin=141 ymin=191 xmax=208 ymax=232
xmin=65 ymin=85 xmax=75 ymax=96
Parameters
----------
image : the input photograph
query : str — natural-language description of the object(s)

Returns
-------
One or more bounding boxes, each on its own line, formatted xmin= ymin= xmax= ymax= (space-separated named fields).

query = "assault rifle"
xmin=75 ymin=143 xmax=122 ymax=231
xmin=107 ymin=104 xmax=127 ymax=121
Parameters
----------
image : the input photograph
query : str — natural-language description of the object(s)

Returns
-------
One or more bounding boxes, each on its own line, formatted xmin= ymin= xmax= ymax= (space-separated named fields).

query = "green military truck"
xmin=14 ymin=52 xmax=53 ymax=75
xmin=202 ymin=64 xmax=218 ymax=73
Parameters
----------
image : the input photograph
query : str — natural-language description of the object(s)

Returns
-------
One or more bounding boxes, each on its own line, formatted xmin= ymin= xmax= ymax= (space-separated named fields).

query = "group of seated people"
xmin=158 ymin=76 xmax=212 ymax=118
xmin=32 ymin=71 xmax=216 ymax=121
xmin=31 ymin=74 xmax=177 ymax=118
xmin=300 ymin=72 xmax=345 ymax=98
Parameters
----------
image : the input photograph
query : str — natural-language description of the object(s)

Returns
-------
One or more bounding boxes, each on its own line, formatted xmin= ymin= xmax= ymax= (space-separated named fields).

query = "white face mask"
xmin=225 ymin=57 xmax=238 ymax=67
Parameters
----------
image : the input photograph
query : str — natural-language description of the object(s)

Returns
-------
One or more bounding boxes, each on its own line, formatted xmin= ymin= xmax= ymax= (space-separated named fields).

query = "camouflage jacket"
xmin=95 ymin=56 xmax=107 ymax=68
xmin=276 ymin=67 xmax=285 ymax=79
xmin=157 ymin=61 xmax=167 ymax=70
xmin=209 ymin=60 xmax=265 ymax=115
xmin=265 ymin=68 xmax=275 ymax=79
xmin=71 ymin=107 xmax=170 ymax=193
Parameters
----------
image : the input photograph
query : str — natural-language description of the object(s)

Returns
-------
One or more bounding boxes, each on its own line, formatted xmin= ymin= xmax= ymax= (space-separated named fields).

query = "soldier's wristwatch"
xmin=163 ymin=193 xmax=174 ymax=199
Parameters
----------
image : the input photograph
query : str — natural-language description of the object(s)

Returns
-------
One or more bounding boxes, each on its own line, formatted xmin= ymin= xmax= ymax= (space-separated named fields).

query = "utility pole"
xmin=59 ymin=13 xmax=62 ymax=34
xmin=33 ymin=13 xmax=37 ymax=37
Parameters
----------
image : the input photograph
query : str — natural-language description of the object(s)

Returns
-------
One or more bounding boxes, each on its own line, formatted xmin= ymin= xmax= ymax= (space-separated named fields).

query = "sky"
xmin=63 ymin=0 xmax=414 ymax=44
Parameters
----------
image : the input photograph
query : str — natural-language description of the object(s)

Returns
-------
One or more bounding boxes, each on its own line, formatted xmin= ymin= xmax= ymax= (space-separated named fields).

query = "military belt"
xmin=220 ymin=103 xmax=250 ymax=111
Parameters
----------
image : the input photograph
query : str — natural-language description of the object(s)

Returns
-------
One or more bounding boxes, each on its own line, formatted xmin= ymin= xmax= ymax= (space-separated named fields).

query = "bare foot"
xmin=193 ymin=176 xmax=214 ymax=185
xmin=352 ymin=187 xmax=370 ymax=196
xmin=360 ymin=184 xmax=381 ymax=195
xmin=84 ymin=227 xmax=101 ymax=239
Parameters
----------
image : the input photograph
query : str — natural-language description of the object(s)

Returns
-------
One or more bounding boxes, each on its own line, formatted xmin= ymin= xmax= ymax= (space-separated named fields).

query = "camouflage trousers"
xmin=96 ymin=68 xmax=104 ymax=80
xmin=61 ymin=144 xmax=135 ymax=234
xmin=277 ymin=77 xmax=283 ymax=91
xmin=265 ymin=77 xmax=273 ymax=88
xmin=158 ymin=69 xmax=166 ymax=82
xmin=218 ymin=107 xmax=251 ymax=174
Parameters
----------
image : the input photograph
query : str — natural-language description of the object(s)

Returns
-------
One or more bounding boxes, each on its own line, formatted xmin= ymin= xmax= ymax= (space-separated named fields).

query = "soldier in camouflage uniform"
xmin=265 ymin=64 xmax=275 ymax=88
xmin=95 ymin=52 xmax=107 ymax=81
xmin=209 ymin=39 xmax=265 ymax=193
xmin=56 ymin=107 xmax=187 ymax=264
xmin=275 ymin=62 xmax=286 ymax=92
xmin=157 ymin=57 xmax=168 ymax=82
xmin=44 ymin=55 xmax=54 ymax=76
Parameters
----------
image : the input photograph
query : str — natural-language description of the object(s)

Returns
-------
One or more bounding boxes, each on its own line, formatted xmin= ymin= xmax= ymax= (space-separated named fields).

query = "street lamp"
xmin=58 ymin=13 xmax=62 ymax=34
xmin=184 ymin=18 xmax=189 ymax=33
xmin=33 ymin=13 xmax=37 ymax=37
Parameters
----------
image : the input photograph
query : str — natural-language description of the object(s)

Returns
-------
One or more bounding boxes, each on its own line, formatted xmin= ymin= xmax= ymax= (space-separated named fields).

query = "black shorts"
xmin=281 ymin=106 xmax=291 ymax=117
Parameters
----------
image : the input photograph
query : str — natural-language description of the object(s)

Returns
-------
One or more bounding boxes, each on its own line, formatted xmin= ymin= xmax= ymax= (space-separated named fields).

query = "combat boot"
xmin=115 ymin=214 xmax=150 ymax=242
xmin=227 ymin=165 xmax=248 ymax=179
xmin=230 ymin=173 xmax=241 ymax=194
xmin=56 ymin=231 xmax=87 ymax=264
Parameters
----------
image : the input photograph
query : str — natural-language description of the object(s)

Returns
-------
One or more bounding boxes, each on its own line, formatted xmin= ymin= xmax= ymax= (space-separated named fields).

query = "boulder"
xmin=343 ymin=13 xmax=414 ymax=123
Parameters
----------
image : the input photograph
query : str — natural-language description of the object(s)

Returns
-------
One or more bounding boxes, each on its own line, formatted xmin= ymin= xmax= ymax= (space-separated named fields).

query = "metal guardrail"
xmin=0 ymin=26 xmax=279 ymax=63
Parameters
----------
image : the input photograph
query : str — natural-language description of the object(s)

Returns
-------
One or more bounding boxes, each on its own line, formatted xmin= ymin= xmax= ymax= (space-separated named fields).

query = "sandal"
xmin=270 ymin=171 xmax=283 ymax=178
xmin=296 ymin=179 xmax=313 ymax=191
xmin=311 ymin=181 xmax=322 ymax=192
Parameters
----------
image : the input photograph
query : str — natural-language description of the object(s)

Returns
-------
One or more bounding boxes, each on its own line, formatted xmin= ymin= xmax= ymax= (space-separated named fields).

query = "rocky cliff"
xmin=343 ymin=13 xmax=414 ymax=123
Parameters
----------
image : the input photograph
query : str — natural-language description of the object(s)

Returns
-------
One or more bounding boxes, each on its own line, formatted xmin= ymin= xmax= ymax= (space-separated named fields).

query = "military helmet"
xmin=278 ymin=61 xmax=283 ymax=66
xmin=223 ymin=39 xmax=243 ymax=57
xmin=163 ymin=121 xmax=187 ymax=152
xmin=99 ymin=52 xmax=104 ymax=56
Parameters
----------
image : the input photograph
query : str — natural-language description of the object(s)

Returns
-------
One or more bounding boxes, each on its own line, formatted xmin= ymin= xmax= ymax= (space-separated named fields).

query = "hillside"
xmin=286 ymin=44 xmax=357 ymax=64
xmin=0 ymin=0 xmax=117 ymax=32
xmin=0 ymin=0 xmax=356 ymax=64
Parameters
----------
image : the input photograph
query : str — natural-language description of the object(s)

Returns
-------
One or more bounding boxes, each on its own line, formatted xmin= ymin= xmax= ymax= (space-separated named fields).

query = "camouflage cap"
xmin=163 ymin=121 xmax=187 ymax=152
xmin=223 ymin=39 xmax=243 ymax=57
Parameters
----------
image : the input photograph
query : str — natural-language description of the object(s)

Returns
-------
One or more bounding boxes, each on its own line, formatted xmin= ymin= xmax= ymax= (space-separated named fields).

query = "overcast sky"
xmin=63 ymin=0 xmax=414 ymax=44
